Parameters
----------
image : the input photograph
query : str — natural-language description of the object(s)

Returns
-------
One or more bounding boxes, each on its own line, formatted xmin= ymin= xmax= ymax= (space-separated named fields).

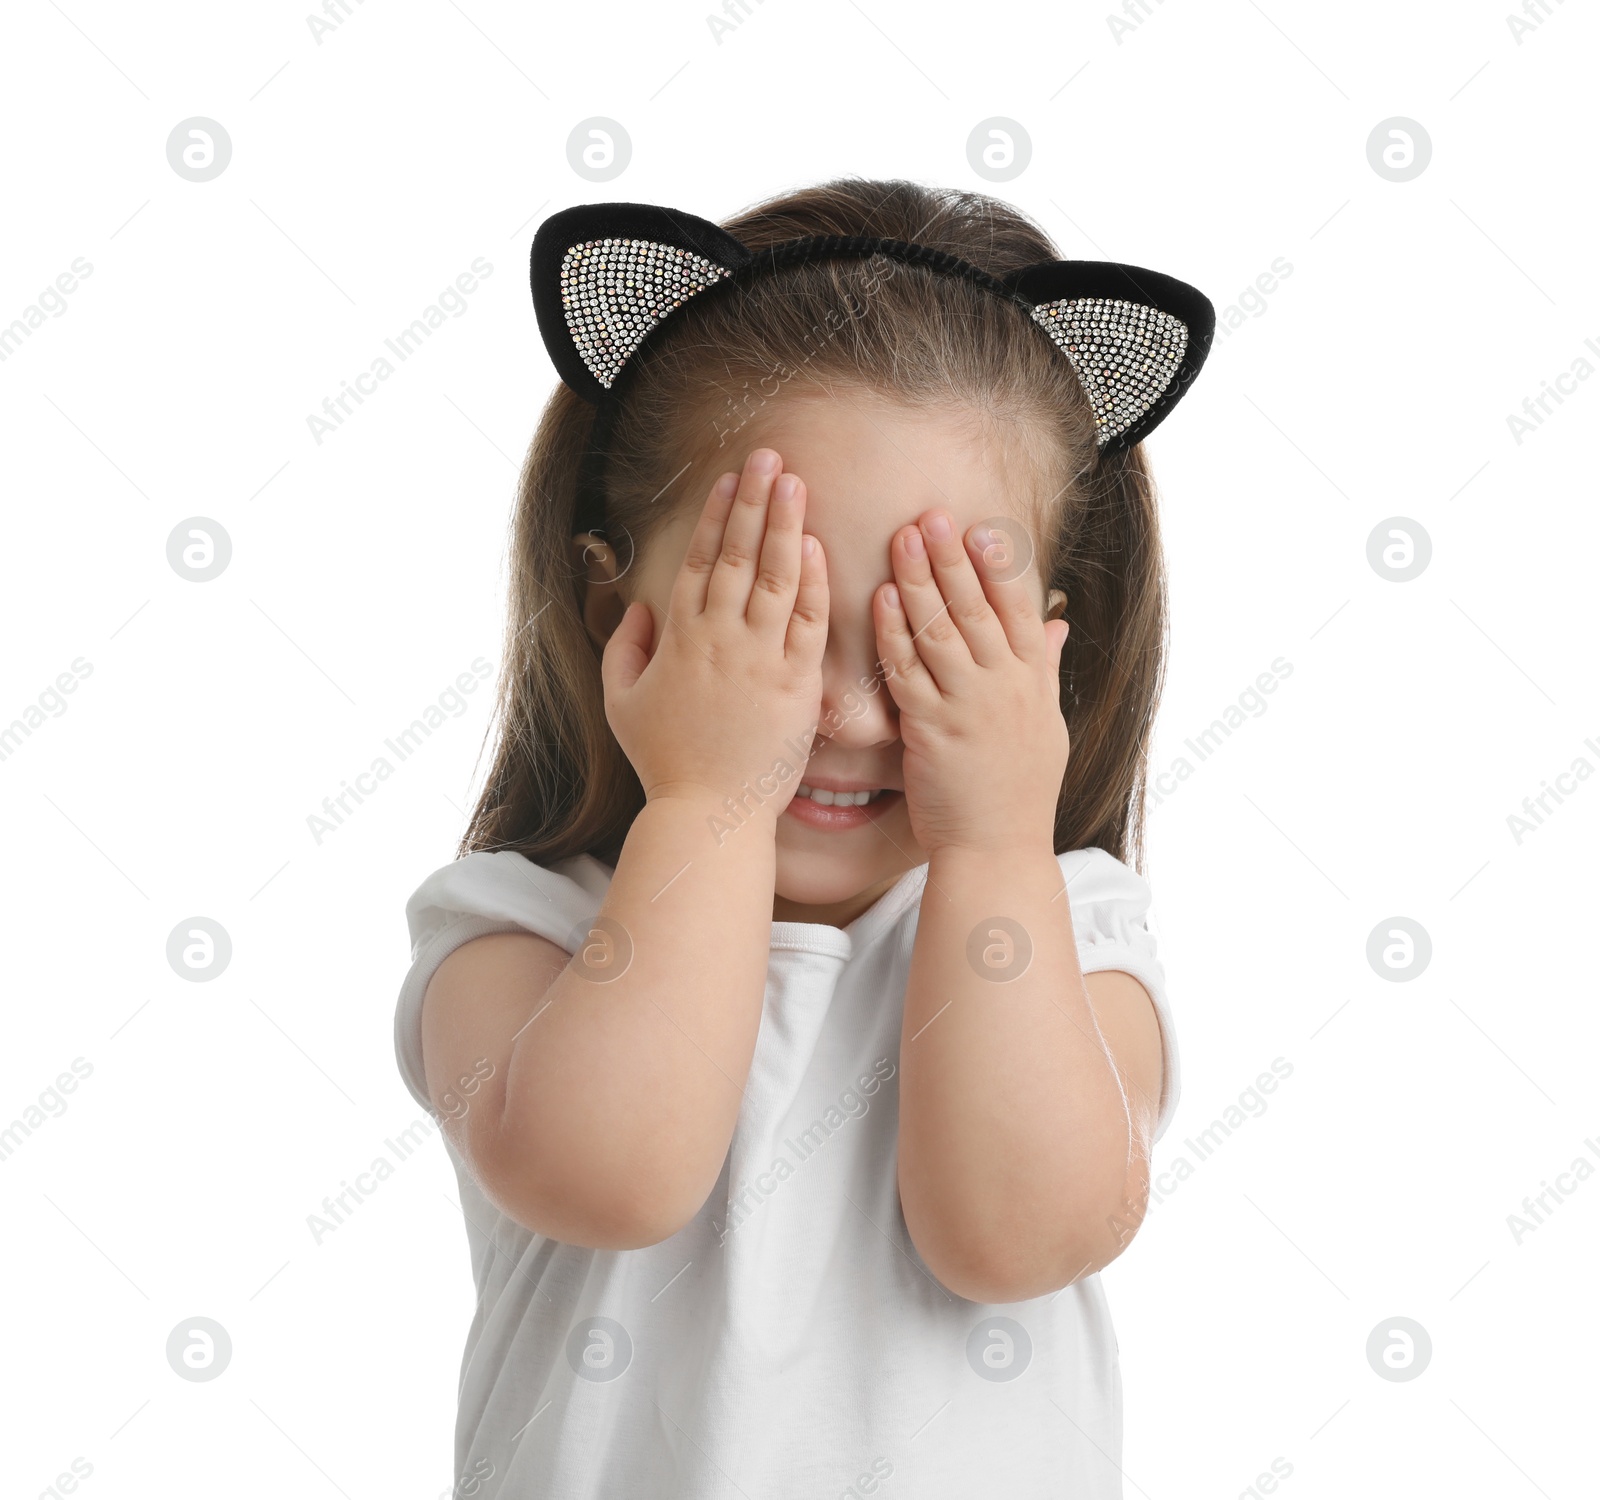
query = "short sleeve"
xmin=393 ymin=849 xmax=612 ymax=1112
xmin=1060 ymin=846 xmax=1180 ymax=1144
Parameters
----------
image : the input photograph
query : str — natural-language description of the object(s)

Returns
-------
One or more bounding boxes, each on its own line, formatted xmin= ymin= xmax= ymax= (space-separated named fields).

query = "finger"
xmin=671 ymin=470 xmax=742 ymax=618
xmin=600 ymin=600 xmax=655 ymax=697
xmin=966 ymin=519 xmax=1052 ymax=666
xmin=873 ymin=579 xmax=938 ymax=710
xmin=889 ymin=523 xmax=974 ymax=694
xmin=785 ymin=532 xmax=830 ymax=667
xmin=1045 ymin=618 xmax=1070 ymax=662
xmin=746 ymin=471 xmax=806 ymax=637
xmin=915 ymin=510 xmax=1013 ymax=669
xmin=705 ymin=448 xmax=782 ymax=617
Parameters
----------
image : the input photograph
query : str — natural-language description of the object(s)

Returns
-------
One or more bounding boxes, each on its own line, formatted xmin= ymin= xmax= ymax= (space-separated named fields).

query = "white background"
xmin=2 ymin=0 xmax=1596 ymax=1496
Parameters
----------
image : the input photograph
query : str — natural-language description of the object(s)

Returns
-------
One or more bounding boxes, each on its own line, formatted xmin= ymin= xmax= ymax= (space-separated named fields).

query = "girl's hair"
xmin=459 ymin=176 xmax=1169 ymax=874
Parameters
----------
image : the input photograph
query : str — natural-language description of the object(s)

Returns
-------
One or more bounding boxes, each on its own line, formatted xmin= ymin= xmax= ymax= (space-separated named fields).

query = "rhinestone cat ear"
xmin=1001 ymin=261 xmax=1215 ymax=449
xmin=531 ymin=202 xmax=1214 ymax=452
xmin=531 ymin=203 xmax=753 ymax=405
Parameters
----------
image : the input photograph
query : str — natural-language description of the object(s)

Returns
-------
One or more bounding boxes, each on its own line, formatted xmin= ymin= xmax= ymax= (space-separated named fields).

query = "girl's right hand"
xmin=601 ymin=447 xmax=830 ymax=824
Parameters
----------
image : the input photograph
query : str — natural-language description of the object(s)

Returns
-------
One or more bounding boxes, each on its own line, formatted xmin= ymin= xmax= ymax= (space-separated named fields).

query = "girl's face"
xmin=585 ymin=390 xmax=1059 ymax=930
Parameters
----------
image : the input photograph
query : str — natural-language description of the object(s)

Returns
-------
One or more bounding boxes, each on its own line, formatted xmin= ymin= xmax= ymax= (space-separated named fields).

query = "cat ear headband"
xmin=530 ymin=201 xmax=1215 ymax=542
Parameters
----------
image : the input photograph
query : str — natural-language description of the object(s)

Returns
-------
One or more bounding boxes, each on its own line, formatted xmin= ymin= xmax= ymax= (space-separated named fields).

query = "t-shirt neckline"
xmin=768 ymin=860 xmax=929 ymax=961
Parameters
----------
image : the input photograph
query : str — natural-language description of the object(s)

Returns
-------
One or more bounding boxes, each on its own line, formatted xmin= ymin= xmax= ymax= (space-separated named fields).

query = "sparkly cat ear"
xmin=1001 ymin=260 xmax=1215 ymax=450
xmin=531 ymin=203 xmax=753 ymax=404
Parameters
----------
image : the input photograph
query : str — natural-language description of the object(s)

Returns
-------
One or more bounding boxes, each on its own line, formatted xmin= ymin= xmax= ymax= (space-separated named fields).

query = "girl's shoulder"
xmin=1058 ymin=845 xmax=1156 ymax=928
xmin=1060 ymin=846 xmax=1177 ymax=1142
xmin=1056 ymin=846 xmax=1164 ymax=997
xmin=394 ymin=849 xmax=615 ymax=1115
xmin=403 ymin=848 xmax=615 ymax=962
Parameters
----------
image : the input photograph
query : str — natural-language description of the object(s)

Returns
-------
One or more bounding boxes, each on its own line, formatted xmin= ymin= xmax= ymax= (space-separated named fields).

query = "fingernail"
xmin=774 ymin=474 xmax=799 ymax=502
xmin=715 ymin=472 xmax=739 ymax=498
xmin=925 ymin=513 xmax=951 ymax=542
xmin=971 ymin=524 xmax=996 ymax=549
xmin=884 ymin=583 xmax=900 ymax=609
xmin=905 ymin=529 xmax=925 ymax=558
xmin=750 ymin=450 xmax=779 ymax=476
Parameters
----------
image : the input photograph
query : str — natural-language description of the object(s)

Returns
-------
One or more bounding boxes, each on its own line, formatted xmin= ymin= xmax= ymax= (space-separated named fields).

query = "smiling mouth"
xmin=783 ymin=787 xmax=903 ymax=829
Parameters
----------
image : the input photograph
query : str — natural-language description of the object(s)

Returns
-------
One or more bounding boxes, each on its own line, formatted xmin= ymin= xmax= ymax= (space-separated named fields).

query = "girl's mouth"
xmin=783 ymin=787 xmax=903 ymax=831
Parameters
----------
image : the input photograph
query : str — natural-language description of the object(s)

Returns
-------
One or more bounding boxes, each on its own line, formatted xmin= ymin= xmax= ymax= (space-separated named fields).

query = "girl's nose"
xmin=816 ymin=661 xmax=898 ymax=748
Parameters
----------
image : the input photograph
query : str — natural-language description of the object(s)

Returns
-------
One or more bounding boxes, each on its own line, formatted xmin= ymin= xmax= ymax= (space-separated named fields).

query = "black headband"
xmin=530 ymin=201 xmax=1215 ymax=542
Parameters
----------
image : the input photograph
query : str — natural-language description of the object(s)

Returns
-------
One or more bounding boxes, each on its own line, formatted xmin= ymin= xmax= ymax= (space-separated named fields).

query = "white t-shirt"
xmin=394 ymin=844 xmax=1179 ymax=1499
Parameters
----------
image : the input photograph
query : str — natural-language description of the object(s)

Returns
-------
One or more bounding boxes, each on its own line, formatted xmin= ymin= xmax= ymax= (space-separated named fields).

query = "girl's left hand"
xmin=874 ymin=510 xmax=1070 ymax=858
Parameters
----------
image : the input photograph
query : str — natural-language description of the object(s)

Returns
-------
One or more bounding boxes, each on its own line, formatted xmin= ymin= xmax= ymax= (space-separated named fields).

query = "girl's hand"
xmin=602 ymin=448 xmax=829 ymax=822
xmin=874 ymin=511 xmax=1070 ymax=857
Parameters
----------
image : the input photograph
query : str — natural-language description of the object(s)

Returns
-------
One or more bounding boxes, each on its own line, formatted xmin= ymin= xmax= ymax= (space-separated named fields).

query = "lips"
xmin=783 ymin=788 xmax=904 ymax=830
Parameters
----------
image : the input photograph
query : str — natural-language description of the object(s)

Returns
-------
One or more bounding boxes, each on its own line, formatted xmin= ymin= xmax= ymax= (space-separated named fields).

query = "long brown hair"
xmin=458 ymin=177 xmax=1169 ymax=874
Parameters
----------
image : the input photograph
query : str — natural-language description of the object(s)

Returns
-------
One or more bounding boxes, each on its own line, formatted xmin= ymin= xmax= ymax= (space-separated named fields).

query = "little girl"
xmin=395 ymin=177 xmax=1213 ymax=1497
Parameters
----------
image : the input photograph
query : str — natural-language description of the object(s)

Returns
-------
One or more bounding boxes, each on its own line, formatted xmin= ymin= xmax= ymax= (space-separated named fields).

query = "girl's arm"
xmin=421 ymin=793 xmax=781 ymax=1249
xmin=869 ymin=506 xmax=1164 ymax=1303
xmin=421 ymin=450 xmax=828 ymax=1250
xmin=895 ymin=844 xmax=1164 ymax=1303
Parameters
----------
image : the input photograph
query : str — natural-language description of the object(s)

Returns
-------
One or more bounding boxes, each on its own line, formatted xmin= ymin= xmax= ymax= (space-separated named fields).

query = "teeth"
xmin=797 ymin=784 xmax=884 ymax=806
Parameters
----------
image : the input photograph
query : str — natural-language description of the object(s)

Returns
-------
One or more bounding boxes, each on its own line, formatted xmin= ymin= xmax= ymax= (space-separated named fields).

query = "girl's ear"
xmin=569 ymin=533 xmax=629 ymax=653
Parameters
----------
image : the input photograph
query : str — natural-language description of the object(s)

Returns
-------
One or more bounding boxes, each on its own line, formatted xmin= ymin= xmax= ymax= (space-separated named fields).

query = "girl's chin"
xmin=773 ymin=854 xmax=916 ymax=925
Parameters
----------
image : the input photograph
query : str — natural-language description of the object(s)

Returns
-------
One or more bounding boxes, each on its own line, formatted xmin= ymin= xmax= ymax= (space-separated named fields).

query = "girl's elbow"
xmin=465 ymin=1127 xmax=705 ymax=1249
xmin=906 ymin=1181 xmax=1152 ymax=1303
